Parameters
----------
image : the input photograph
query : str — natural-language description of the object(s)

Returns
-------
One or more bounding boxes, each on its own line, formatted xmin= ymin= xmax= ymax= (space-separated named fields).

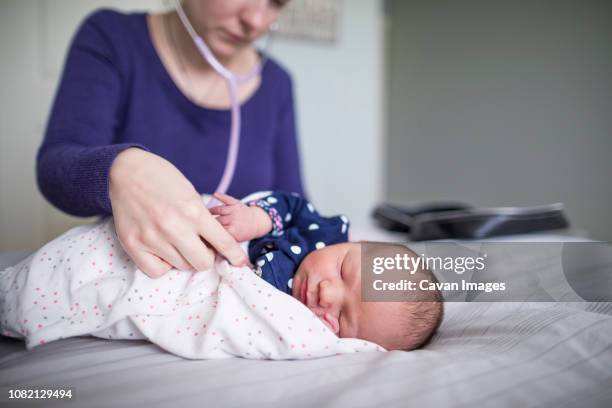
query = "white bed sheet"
xmin=1 ymin=227 xmax=611 ymax=408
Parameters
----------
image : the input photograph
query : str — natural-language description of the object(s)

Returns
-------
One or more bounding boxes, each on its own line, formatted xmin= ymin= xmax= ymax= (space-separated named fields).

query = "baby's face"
xmin=292 ymin=242 xmax=406 ymax=349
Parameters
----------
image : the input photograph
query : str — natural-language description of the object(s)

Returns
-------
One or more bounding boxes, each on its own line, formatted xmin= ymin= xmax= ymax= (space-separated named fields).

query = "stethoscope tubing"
xmin=172 ymin=0 xmax=268 ymax=208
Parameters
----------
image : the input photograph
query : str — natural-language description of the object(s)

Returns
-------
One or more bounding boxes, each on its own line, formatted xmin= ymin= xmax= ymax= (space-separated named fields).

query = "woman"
xmin=36 ymin=0 xmax=304 ymax=279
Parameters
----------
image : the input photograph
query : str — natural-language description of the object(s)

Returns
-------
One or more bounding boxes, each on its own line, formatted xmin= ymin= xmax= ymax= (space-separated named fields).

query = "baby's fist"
xmin=209 ymin=192 xmax=272 ymax=242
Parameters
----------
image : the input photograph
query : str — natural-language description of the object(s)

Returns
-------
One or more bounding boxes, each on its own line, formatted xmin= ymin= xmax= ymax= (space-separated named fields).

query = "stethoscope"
xmin=172 ymin=0 xmax=273 ymax=208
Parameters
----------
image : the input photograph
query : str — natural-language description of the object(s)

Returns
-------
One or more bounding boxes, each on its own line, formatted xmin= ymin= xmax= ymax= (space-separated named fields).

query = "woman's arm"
xmin=37 ymin=10 xmax=146 ymax=217
xmin=37 ymin=10 xmax=248 ymax=277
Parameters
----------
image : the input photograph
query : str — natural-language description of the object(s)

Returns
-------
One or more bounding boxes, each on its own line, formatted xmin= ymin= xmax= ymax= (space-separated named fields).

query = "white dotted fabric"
xmin=0 ymin=218 xmax=384 ymax=359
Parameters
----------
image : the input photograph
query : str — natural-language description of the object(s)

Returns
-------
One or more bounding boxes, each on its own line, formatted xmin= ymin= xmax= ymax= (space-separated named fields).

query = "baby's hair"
xmin=399 ymin=300 xmax=444 ymax=350
xmin=399 ymin=244 xmax=444 ymax=349
xmin=362 ymin=242 xmax=444 ymax=351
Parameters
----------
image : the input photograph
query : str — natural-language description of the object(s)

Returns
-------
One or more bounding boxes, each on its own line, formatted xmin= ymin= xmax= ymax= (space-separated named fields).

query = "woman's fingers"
xmin=108 ymin=150 xmax=249 ymax=277
xmin=213 ymin=192 xmax=240 ymax=205
xmin=159 ymin=204 xmax=245 ymax=270
xmin=198 ymin=212 xmax=248 ymax=266
xmin=171 ymin=234 xmax=216 ymax=272
xmin=115 ymin=225 xmax=173 ymax=278
xmin=130 ymin=250 xmax=173 ymax=279
xmin=150 ymin=241 xmax=193 ymax=271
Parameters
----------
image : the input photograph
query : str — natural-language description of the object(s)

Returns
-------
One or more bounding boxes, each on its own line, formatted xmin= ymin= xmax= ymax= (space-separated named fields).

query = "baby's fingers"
xmin=216 ymin=215 xmax=232 ymax=226
xmin=209 ymin=205 xmax=233 ymax=216
xmin=213 ymin=192 xmax=241 ymax=206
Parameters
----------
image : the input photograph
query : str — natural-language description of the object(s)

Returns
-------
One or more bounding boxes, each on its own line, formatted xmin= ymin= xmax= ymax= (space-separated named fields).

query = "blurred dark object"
xmin=372 ymin=202 xmax=570 ymax=240
xmin=371 ymin=202 xmax=472 ymax=232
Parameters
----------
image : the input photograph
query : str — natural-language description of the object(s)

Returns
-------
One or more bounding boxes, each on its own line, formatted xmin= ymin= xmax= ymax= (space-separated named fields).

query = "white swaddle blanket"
xmin=0 ymin=218 xmax=383 ymax=359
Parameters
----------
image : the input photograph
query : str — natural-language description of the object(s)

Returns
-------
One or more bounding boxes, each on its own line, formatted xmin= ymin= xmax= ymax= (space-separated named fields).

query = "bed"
xmin=1 ymin=225 xmax=611 ymax=408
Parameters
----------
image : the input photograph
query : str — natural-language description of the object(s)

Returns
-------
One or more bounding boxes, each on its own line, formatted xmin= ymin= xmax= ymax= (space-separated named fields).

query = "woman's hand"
xmin=209 ymin=192 xmax=273 ymax=242
xmin=108 ymin=148 xmax=248 ymax=278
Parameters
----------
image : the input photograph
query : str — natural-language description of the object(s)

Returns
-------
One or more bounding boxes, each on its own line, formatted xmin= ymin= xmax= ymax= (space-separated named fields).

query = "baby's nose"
xmin=318 ymin=280 xmax=342 ymax=308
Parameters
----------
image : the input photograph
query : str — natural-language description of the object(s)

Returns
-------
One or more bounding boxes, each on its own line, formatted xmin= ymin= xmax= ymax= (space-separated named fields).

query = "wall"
xmin=385 ymin=0 xmax=612 ymax=240
xmin=0 ymin=0 xmax=385 ymax=251
xmin=271 ymin=0 xmax=385 ymax=226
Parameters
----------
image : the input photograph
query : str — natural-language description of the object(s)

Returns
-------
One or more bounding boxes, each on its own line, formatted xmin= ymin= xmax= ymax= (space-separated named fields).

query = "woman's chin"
xmin=209 ymin=40 xmax=244 ymax=63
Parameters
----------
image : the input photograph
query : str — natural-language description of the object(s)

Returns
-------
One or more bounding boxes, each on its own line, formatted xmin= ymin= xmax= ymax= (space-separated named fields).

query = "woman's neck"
xmin=166 ymin=11 xmax=257 ymax=76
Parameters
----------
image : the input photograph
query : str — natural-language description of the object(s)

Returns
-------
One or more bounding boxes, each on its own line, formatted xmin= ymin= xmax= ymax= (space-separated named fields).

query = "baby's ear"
xmin=321 ymin=312 xmax=340 ymax=335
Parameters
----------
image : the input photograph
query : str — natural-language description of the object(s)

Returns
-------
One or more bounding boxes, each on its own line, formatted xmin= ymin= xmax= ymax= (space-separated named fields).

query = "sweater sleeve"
xmin=247 ymin=191 xmax=350 ymax=294
xmin=247 ymin=191 xmax=336 ymax=235
xmin=36 ymin=10 xmax=148 ymax=217
xmin=272 ymin=74 xmax=306 ymax=198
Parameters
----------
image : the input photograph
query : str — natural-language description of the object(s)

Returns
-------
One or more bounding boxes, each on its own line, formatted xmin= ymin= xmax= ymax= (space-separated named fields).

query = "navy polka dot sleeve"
xmin=247 ymin=192 xmax=349 ymax=295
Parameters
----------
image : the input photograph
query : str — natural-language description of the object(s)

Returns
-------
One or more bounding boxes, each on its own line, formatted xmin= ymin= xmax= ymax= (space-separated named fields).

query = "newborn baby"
xmin=0 ymin=191 xmax=441 ymax=356
xmin=210 ymin=191 xmax=443 ymax=351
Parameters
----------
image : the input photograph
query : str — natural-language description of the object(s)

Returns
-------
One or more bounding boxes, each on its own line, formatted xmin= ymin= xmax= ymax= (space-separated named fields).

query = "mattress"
xmin=1 ymin=229 xmax=611 ymax=408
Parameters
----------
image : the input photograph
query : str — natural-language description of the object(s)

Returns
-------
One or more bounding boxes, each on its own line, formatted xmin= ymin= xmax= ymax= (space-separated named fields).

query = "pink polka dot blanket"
xmin=0 ymin=218 xmax=383 ymax=359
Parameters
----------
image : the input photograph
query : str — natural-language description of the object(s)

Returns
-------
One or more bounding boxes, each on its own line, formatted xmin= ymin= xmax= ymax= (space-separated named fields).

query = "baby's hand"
xmin=209 ymin=192 xmax=272 ymax=242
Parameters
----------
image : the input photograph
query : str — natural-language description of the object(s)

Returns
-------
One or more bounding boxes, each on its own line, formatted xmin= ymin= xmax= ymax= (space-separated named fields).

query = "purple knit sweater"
xmin=37 ymin=9 xmax=305 ymax=217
